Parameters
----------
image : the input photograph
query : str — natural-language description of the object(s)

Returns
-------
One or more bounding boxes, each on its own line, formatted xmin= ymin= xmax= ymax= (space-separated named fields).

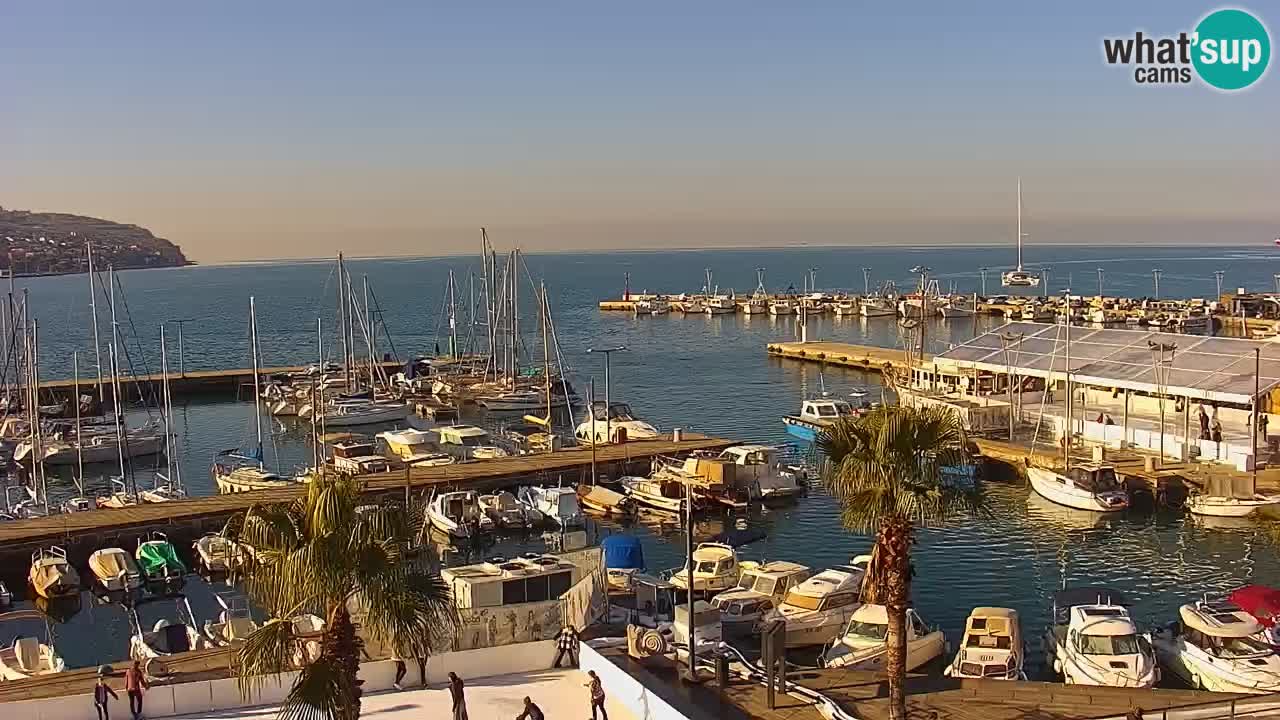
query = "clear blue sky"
xmin=2 ymin=2 xmax=1276 ymax=261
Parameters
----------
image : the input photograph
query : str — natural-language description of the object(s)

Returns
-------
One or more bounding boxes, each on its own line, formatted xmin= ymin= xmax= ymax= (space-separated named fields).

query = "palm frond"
xmin=276 ymin=658 xmax=351 ymax=720
xmin=236 ymin=618 xmax=306 ymax=696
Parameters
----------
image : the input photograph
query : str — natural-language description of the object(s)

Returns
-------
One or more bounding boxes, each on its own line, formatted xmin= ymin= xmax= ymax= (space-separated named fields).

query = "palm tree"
xmin=224 ymin=476 xmax=454 ymax=720
xmin=819 ymin=404 xmax=987 ymax=720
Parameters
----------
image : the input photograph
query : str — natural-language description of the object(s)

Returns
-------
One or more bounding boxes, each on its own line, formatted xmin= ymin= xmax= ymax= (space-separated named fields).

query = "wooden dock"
xmin=0 ymin=435 xmax=733 ymax=564
xmin=37 ymin=361 xmax=403 ymax=402
xmin=765 ymin=341 xmax=926 ymax=375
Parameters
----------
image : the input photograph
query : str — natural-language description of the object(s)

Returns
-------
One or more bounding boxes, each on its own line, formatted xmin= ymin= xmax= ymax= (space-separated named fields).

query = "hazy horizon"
xmin=4 ymin=2 xmax=1277 ymax=263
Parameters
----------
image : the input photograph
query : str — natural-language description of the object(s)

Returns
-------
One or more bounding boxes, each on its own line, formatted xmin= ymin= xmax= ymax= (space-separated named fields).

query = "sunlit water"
xmin=5 ymin=245 xmax=1280 ymax=672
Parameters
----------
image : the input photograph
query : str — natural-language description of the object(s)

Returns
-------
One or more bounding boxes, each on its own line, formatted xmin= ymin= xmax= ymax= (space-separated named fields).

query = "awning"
xmin=1230 ymin=585 xmax=1280 ymax=628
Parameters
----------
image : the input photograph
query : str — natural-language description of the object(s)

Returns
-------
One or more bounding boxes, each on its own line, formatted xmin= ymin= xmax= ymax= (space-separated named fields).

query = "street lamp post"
xmin=586 ymin=346 xmax=627 ymax=443
xmin=1149 ymin=340 xmax=1177 ymax=464
xmin=171 ymin=318 xmax=193 ymax=376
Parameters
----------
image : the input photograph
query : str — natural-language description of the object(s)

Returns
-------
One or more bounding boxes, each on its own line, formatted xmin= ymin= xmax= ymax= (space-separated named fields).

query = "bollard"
xmin=673 ymin=428 xmax=683 ymax=442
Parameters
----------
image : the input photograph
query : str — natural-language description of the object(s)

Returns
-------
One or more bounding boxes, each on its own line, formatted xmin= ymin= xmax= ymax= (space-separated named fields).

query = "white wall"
xmin=2 ymin=640 xmax=558 ymax=720
xmin=579 ymin=643 xmax=692 ymax=720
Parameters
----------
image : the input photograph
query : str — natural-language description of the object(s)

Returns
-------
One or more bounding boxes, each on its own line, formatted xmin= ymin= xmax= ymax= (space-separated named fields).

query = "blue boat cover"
xmin=602 ymin=534 xmax=645 ymax=570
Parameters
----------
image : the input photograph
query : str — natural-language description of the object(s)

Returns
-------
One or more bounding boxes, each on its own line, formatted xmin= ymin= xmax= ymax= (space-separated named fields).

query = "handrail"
xmin=1081 ymin=691 xmax=1280 ymax=719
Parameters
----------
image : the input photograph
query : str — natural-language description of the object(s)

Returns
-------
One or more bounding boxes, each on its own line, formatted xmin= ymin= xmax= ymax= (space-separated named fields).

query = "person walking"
xmin=124 ymin=660 xmax=147 ymax=720
xmin=391 ymin=645 xmax=406 ymax=691
xmin=514 ymin=696 xmax=545 ymax=720
xmin=94 ymin=673 xmax=119 ymax=720
xmin=1199 ymin=405 xmax=1210 ymax=436
xmin=448 ymin=671 xmax=468 ymax=720
xmin=586 ymin=669 xmax=608 ymax=720
xmin=1260 ymin=413 xmax=1270 ymax=441
xmin=553 ymin=624 xmax=579 ymax=668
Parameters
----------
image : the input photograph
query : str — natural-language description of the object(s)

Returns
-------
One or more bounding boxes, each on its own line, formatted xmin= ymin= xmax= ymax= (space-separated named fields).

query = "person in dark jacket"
xmin=553 ymin=624 xmax=580 ymax=668
xmin=94 ymin=675 xmax=120 ymax=720
xmin=448 ymin=671 xmax=468 ymax=720
xmin=515 ymin=696 xmax=545 ymax=720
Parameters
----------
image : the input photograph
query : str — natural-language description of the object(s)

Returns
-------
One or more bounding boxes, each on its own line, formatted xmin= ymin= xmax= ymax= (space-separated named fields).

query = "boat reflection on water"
xmin=1187 ymin=513 xmax=1260 ymax=532
xmin=1024 ymin=490 xmax=1110 ymax=532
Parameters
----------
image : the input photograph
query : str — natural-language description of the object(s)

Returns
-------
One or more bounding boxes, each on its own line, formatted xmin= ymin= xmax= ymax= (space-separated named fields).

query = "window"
xmin=752 ymin=577 xmax=778 ymax=597
xmin=781 ymin=592 xmax=823 ymax=611
xmin=816 ymin=405 xmax=838 ymax=417
xmin=525 ymin=576 xmax=551 ymax=603
xmin=547 ymin=571 xmax=572 ymax=599
xmin=1078 ymin=633 xmax=1140 ymax=655
xmin=696 ymin=561 xmax=717 ymax=573
xmin=845 ymin=621 xmax=888 ymax=641
xmin=502 ymin=579 xmax=527 ymax=604
xmin=823 ymin=593 xmax=855 ymax=610
xmin=910 ymin=613 xmax=927 ymax=638
xmin=737 ymin=574 xmax=756 ymax=590
xmin=968 ymin=634 xmax=1012 ymax=649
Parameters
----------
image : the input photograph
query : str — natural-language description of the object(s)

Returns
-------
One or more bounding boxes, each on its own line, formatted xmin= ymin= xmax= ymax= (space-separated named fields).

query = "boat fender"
xmin=1053 ymin=658 xmax=1062 ymax=675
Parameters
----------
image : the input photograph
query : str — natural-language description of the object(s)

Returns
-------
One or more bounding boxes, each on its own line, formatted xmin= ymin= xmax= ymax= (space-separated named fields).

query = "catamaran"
xmin=1001 ymin=179 xmax=1041 ymax=287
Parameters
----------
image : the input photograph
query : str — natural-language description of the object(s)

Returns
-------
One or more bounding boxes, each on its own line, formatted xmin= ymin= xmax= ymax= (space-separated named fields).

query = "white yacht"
xmin=516 ymin=486 xmax=584 ymax=528
xmin=758 ymin=559 xmax=870 ymax=648
xmin=946 ymin=607 xmax=1025 ymax=680
xmin=1028 ymin=464 xmax=1129 ymax=513
xmin=428 ymin=490 xmax=493 ymax=539
xmin=0 ymin=610 xmax=65 ymax=680
xmin=669 ymin=543 xmax=740 ymax=595
xmin=717 ymin=445 xmax=806 ymax=501
xmin=17 ymin=427 xmax=165 ymax=465
xmin=575 ymin=401 xmax=659 ymax=446
xmin=1045 ymin=588 xmax=1158 ymax=687
xmin=822 ymin=604 xmax=946 ymax=671
xmin=858 ymin=297 xmax=896 ymax=317
xmin=1153 ymin=599 xmax=1280 ymax=694
xmin=710 ymin=561 xmax=810 ymax=628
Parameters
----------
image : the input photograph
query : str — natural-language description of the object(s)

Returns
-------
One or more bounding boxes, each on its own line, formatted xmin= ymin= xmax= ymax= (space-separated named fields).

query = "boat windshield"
xmin=751 ymin=576 xmax=779 ymax=597
xmin=812 ymin=404 xmax=840 ymax=418
xmin=833 ymin=402 xmax=854 ymax=415
xmin=695 ymin=560 xmax=718 ymax=574
xmin=459 ymin=436 xmax=486 ymax=447
xmin=781 ymin=591 xmax=823 ymax=611
xmin=608 ymin=404 xmax=636 ymax=421
xmin=967 ymin=633 xmax=1012 ymax=649
xmin=845 ymin=620 xmax=889 ymax=641
xmin=737 ymin=573 xmax=758 ymax=590
xmin=1078 ymin=633 xmax=1139 ymax=655
xmin=1091 ymin=468 xmax=1120 ymax=491
xmin=1212 ymin=636 xmax=1274 ymax=659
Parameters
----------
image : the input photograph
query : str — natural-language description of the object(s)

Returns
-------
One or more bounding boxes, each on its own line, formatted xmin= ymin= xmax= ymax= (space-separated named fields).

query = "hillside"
xmin=0 ymin=206 xmax=190 ymax=275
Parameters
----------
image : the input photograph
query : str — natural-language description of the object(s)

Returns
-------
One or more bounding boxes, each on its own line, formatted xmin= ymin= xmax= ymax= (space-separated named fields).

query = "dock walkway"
xmin=765 ymin=341 xmax=926 ymax=374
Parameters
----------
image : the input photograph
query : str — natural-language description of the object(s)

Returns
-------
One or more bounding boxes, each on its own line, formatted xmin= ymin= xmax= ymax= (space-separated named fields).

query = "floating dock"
xmin=765 ymin=340 xmax=927 ymax=375
xmin=0 ymin=435 xmax=733 ymax=566
xmin=37 ymin=361 xmax=404 ymax=402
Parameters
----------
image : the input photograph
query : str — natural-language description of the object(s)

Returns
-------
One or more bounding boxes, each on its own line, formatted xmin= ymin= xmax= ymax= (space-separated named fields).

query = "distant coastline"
xmin=1 ymin=206 xmax=190 ymax=276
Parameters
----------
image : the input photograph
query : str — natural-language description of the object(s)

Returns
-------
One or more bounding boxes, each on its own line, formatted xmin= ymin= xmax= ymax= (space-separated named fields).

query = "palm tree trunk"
xmin=878 ymin=514 xmax=912 ymax=720
xmin=323 ymin=604 xmax=365 ymax=720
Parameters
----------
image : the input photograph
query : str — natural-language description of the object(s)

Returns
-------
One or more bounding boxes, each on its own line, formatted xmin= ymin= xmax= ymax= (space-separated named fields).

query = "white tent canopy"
xmin=934 ymin=322 xmax=1280 ymax=405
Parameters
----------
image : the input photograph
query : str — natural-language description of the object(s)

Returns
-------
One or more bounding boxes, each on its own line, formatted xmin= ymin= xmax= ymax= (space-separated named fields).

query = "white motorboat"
xmin=669 ymin=543 xmax=740 ymax=595
xmin=129 ymin=595 xmax=209 ymax=661
xmin=437 ymin=425 xmax=508 ymax=460
xmin=516 ymin=486 xmax=584 ymax=528
xmin=822 ymin=604 xmax=946 ymax=670
xmin=1187 ymin=494 xmax=1280 ymax=518
xmin=193 ymin=533 xmax=251 ymax=573
xmin=377 ymin=428 xmax=438 ymax=460
xmin=0 ymin=610 xmax=65 ymax=680
xmin=946 ymin=607 xmax=1025 ymax=680
xmin=575 ymin=401 xmax=660 ymax=446
xmin=29 ymin=547 xmax=80 ymax=600
xmin=478 ymin=491 xmax=537 ymax=529
xmin=717 ymin=445 xmax=806 ymax=501
xmin=318 ymin=401 xmax=411 ymax=427
xmin=783 ymin=394 xmax=861 ymax=442
xmin=1045 ymin=587 xmax=1158 ymax=687
xmin=710 ymin=561 xmax=810 ymax=628
xmin=1028 ymin=464 xmax=1129 ymax=513
xmin=203 ymin=593 xmax=259 ymax=646
xmin=758 ymin=559 xmax=870 ymax=648
xmin=1153 ymin=600 xmax=1280 ymax=694
xmin=428 ymin=490 xmax=493 ymax=538
xmin=858 ymin=297 xmax=896 ymax=317
xmin=768 ymin=299 xmax=795 ymax=316
xmin=16 ymin=428 xmax=165 ymax=465
xmin=88 ymin=547 xmax=143 ymax=593
xmin=619 ymin=476 xmax=686 ymax=513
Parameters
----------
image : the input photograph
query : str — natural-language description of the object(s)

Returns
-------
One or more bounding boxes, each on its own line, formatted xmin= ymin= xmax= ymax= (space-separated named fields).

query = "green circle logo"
xmin=1192 ymin=8 xmax=1271 ymax=90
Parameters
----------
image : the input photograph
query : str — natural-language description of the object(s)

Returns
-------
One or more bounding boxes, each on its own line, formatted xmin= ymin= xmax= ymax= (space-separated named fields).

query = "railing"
xmin=1082 ymin=692 xmax=1280 ymax=720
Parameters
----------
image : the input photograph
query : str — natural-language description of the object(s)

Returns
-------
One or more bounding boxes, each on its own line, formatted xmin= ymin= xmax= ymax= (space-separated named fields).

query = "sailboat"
xmin=144 ymin=326 xmax=187 ymax=503
xmin=1001 ymin=179 xmax=1041 ymax=288
xmin=215 ymin=298 xmax=295 ymax=494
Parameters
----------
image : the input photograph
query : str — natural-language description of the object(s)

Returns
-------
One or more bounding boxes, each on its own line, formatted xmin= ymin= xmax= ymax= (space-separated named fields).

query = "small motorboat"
xmin=822 ymin=604 xmax=947 ymax=670
xmin=1153 ymin=599 xmax=1280 ymax=694
xmin=782 ymin=394 xmax=862 ymax=443
xmin=669 ymin=543 xmax=740 ymax=595
xmin=88 ymin=547 xmax=143 ymax=593
xmin=603 ymin=534 xmax=646 ymax=594
xmin=576 ymin=484 xmax=636 ymax=517
xmin=377 ymin=428 xmax=438 ymax=461
xmin=427 ymin=490 xmax=493 ymax=539
xmin=717 ymin=445 xmax=807 ymax=501
xmin=1187 ymin=493 xmax=1280 ymax=518
xmin=214 ymin=461 xmax=294 ymax=494
xmin=193 ymin=533 xmax=251 ymax=573
xmin=129 ymin=595 xmax=208 ymax=661
xmin=710 ymin=560 xmax=811 ymax=628
xmin=619 ymin=476 xmax=686 ymax=513
xmin=0 ymin=610 xmax=66 ymax=679
xmin=946 ymin=607 xmax=1025 ymax=680
xmin=1229 ymin=585 xmax=1280 ymax=644
xmin=759 ymin=559 xmax=871 ymax=648
xmin=516 ymin=486 xmax=584 ymax=528
xmin=136 ymin=532 xmax=186 ymax=583
xmin=203 ymin=593 xmax=259 ymax=646
xmin=1044 ymin=587 xmax=1158 ymax=687
xmin=317 ymin=400 xmax=411 ymax=427
xmin=575 ymin=401 xmax=660 ymax=446
xmin=437 ymin=425 xmax=509 ymax=460
xmin=29 ymin=547 xmax=80 ymax=599
xmin=1027 ymin=463 xmax=1129 ymax=513
xmin=478 ymin=491 xmax=537 ymax=529
xmin=140 ymin=473 xmax=187 ymax=504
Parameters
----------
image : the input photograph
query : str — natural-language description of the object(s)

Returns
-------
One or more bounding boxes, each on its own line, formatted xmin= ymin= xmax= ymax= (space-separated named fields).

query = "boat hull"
xmin=320 ymin=405 xmax=411 ymax=427
xmin=1027 ymin=467 xmax=1128 ymax=513
xmin=1187 ymin=495 xmax=1280 ymax=517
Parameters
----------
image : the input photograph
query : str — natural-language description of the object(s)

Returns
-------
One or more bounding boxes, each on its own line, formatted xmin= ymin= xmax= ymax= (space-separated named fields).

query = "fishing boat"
xmin=478 ymin=490 xmax=538 ymax=529
xmin=576 ymin=484 xmax=635 ymax=517
xmin=822 ymin=604 xmax=946 ymax=670
xmin=782 ymin=392 xmax=864 ymax=442
xmin=939 ymin=295 xmax=977 ymax=318
xmin=428 ymin=490 xmax=492 ymax=539
xmin=203 ymin=593 xmax=259 ymax=646
xmin=129 ymin=595 xmax=208 ymax=661
xmin=1045 ymin=587 xmax=1158 ymax=687
xmin=669 ymin=543 xmax=740 ymax=595
xmin=742 ymin=271 xmax=770 ymax=315
xmin=516 ymin=486 xmax=584 ymax=528
xmin=136 ymin=532 xmax=186 ymax=583
xmin=0 ymin=610 xmax=65 ymax=680
xmin=29 ymin=547 xmax=79 ymax=599
xmin=768 ymin=298 xmax=795 ymax=316
xmin=619 ymin=476 xmax=686 ymax=513
xmin=88 ymin=547 xmax=143 ymax=593
xmin=758 ymin=559 xmax=870 ymax=648
xmin=193 ymin=533 xmax=251 ymax=573
xmin=710 ymin=561 xmax=810 ymax=628
xmin=1153 ymin=599 xmax=1280 ymax=694
xmin=1001 ymin=179 xmax=1041 ymax=287
xmin=574 ymin=401 xmax=660 ymax=446
xmin=945 ymin=607 xmax=1025 ymax=680
xmin=1028 ymin=464 xmax=1129 ymax=513
xmin=706 ymin=295 xmax=737 ymax=315
xmin=437 ymin=425 xmax=509 ymax=460
xmin=858 ymin=297 xmax=896 ymax=317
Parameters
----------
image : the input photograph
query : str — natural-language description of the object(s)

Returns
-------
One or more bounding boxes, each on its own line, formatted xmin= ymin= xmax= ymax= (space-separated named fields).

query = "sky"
xmin=2 ymin=2 xmax=1277 ymax=263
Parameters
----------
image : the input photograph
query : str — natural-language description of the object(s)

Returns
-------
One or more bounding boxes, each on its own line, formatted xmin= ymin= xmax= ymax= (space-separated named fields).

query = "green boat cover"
xmin=137 ymin=541 xmax=186 ymax=576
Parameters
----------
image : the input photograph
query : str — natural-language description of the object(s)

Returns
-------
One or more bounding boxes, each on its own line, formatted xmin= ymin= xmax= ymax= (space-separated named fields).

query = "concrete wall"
xmin=579 ymin=643 xmax=692 ymax=720
xmin=0 ymin=640 xmax=557 ymax=720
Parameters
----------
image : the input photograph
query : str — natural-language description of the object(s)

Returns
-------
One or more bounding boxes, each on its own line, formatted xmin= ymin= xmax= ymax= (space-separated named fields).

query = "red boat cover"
xmin=1230 ymin=585 xmax=1280 ymax=627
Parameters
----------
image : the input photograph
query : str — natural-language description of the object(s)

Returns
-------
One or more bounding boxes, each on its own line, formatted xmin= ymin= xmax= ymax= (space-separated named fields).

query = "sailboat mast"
xmin=106 ymin=267 xmax=136 ymax=498
xmin=313 ymin=317 xmax=323 ymax=472
xmin=1063 ymin=302 xmax=1072 ymax=472
xmin=74 ymin=350 xmax=84 ymax=485
xmin=337 ymin=253 xmax=350 ymax=390
xmin=87 ymin=242 xmax=104 ymax=402
xmin=542 ymin=283 xmax=551 ymax=419
xmin=448 ymin=270 xmax=458 ymax=358
xmin=511 ymin=250 xmax=519 ymax=383
xmin=1254 ymin=347 xmax=1261 ymax=490
xmin=31 ymin=318 xmax=48 ymax=510
xmin=1016 ymin=178 xmax=1024 ymax=271
xmin=249 ymin=296 xmax=264 ymax=468
xmin=363 ymin=275 xmax=374 ymax=389
xmin=160 ymin=326 xmax=174 ymax=484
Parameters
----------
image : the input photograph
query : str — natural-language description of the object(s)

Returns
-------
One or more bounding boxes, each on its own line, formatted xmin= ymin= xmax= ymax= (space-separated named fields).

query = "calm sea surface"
xmin=5 ymin=244 xmax=1280 ymax=673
